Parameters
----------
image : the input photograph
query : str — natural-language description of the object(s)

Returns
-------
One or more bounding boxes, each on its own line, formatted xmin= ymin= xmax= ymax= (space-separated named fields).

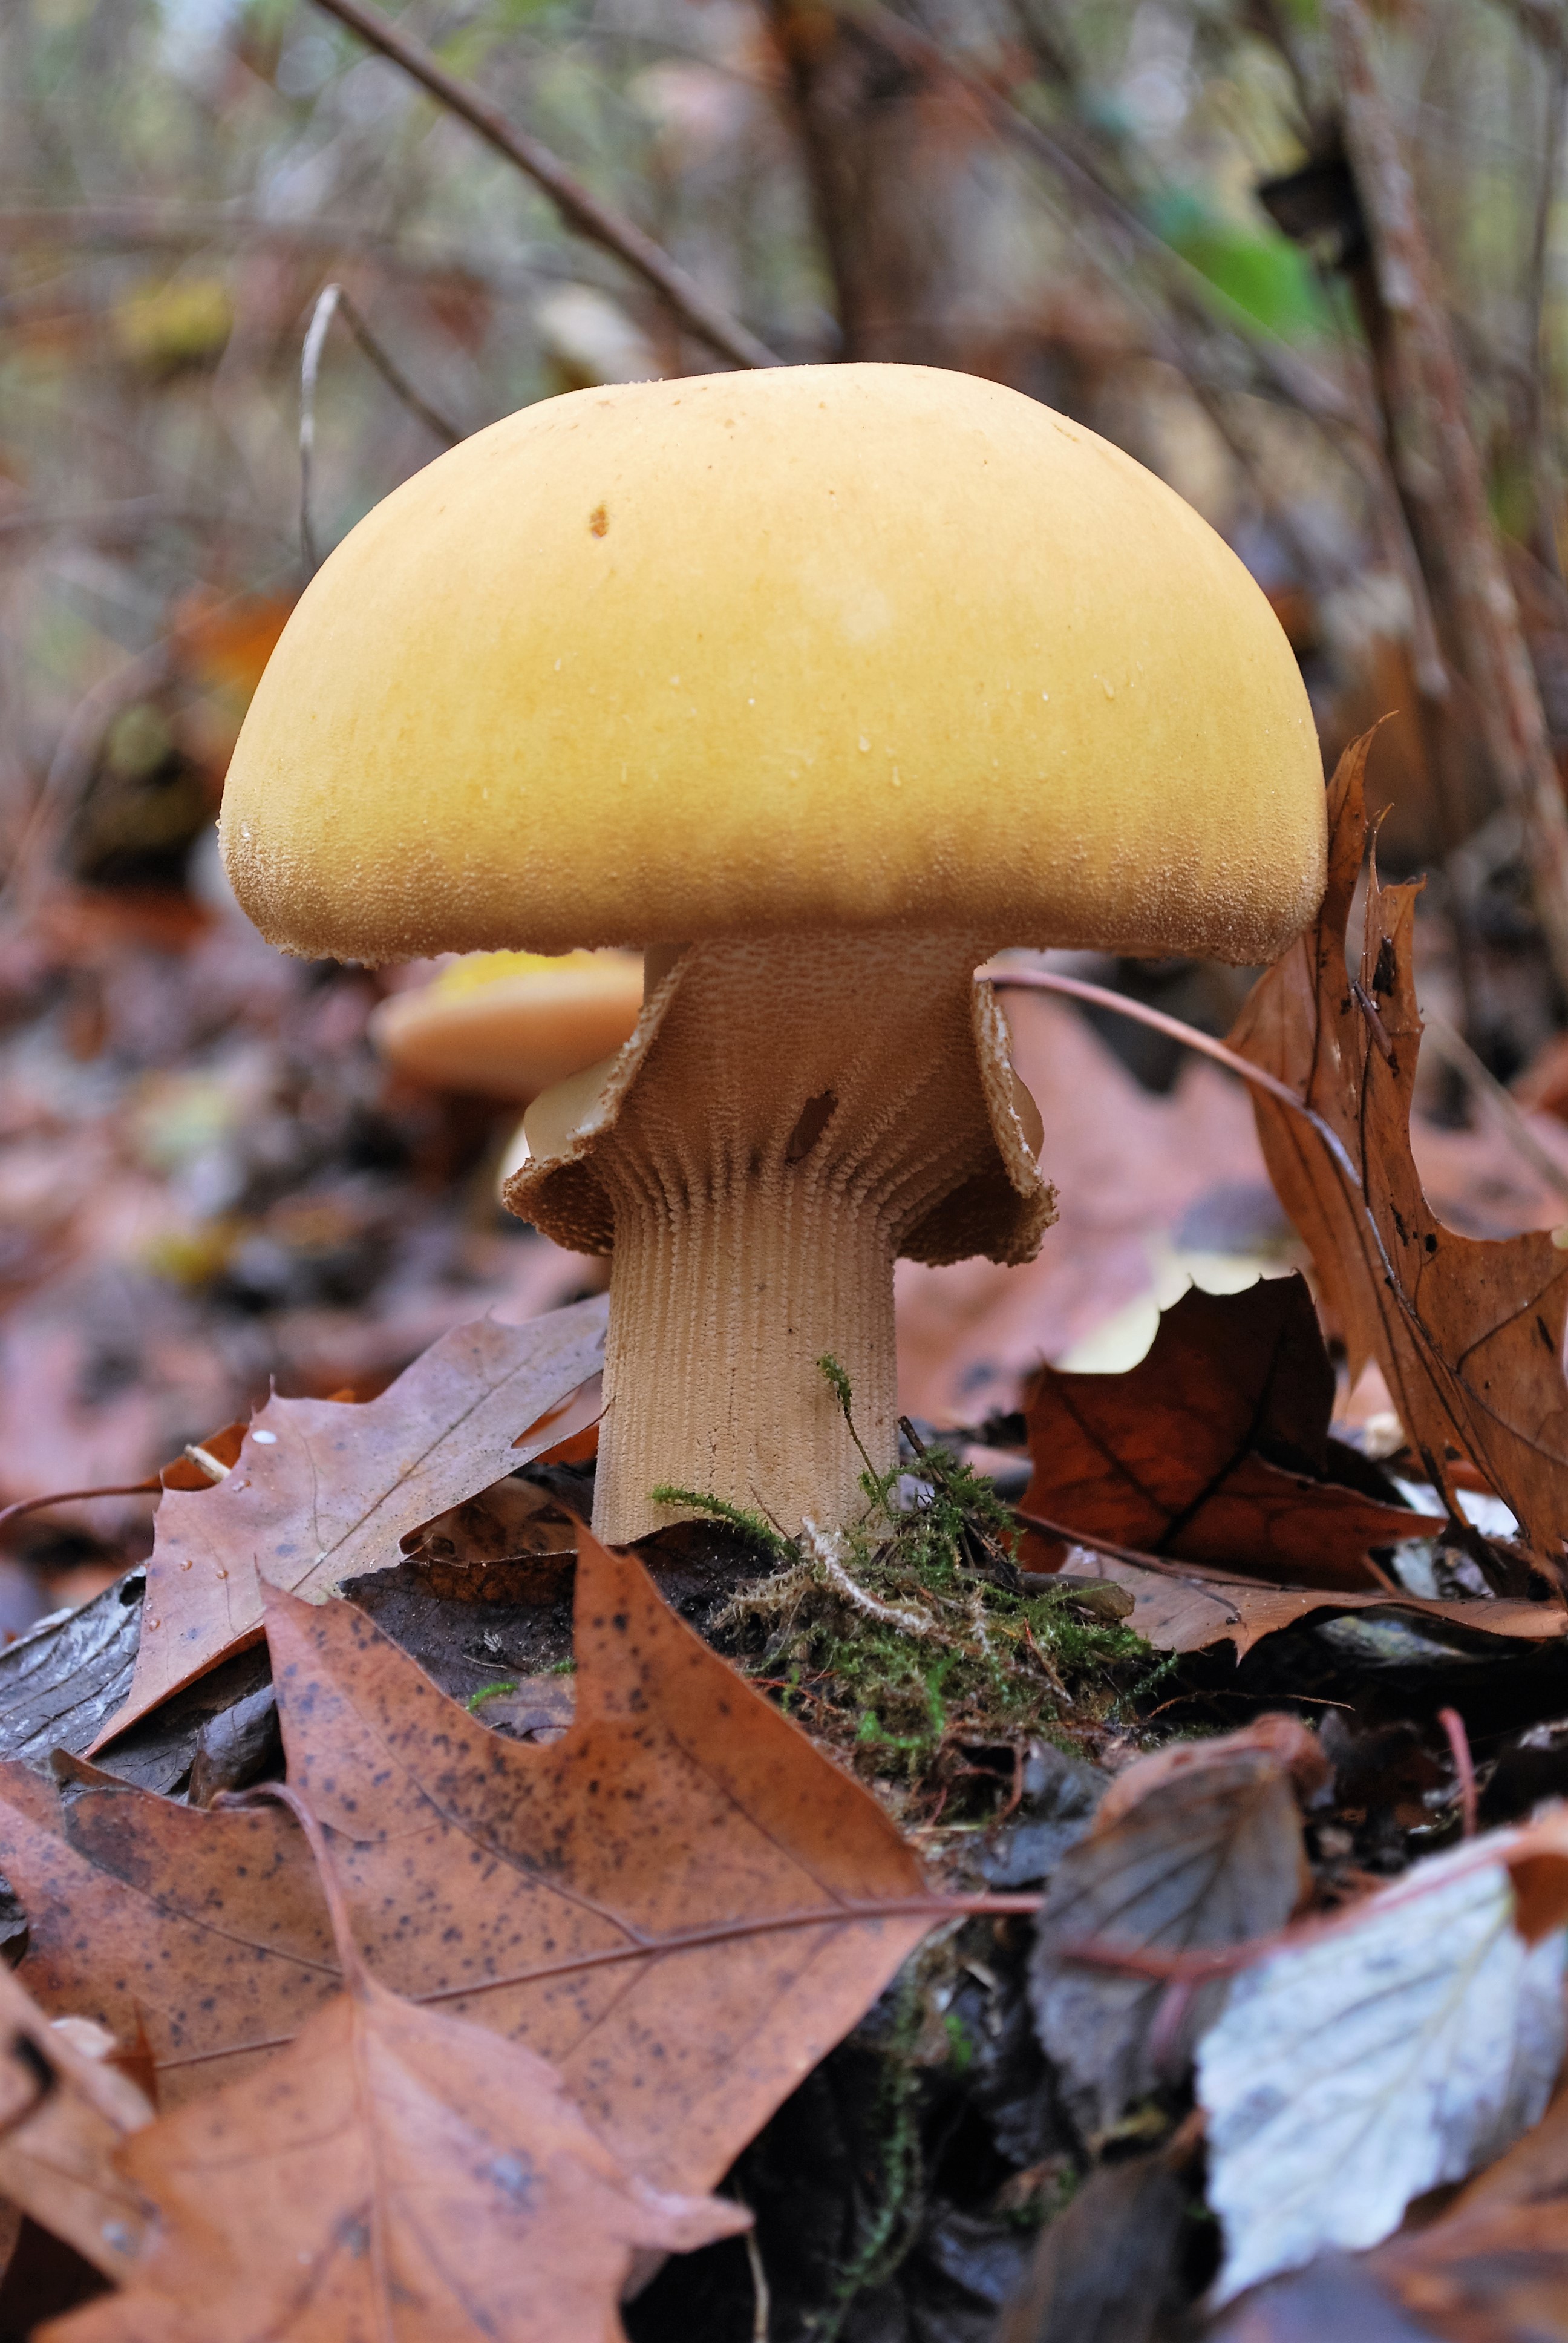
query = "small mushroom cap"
xmin=221 ymin=364 xmax=1325 ymax=968
xmin=368 ymin=950 xmax=643 ymax=1101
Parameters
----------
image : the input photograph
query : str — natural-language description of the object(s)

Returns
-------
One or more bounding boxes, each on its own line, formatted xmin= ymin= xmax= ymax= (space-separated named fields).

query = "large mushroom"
xmin=220 ymin=364 xmax=1326 ymax=1546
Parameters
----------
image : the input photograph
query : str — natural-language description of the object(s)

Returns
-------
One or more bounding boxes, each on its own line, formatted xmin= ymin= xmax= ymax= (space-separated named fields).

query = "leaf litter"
xmin=0 ymin=1527 xmax=967 ymax=2201
xmin=15 ymin=757 xmax=1568 ymax=2336
xmin=1013 ymin=1266 xmax=1564 ymax=1657
xmin=41 ymin=1786 xmax=747 ymax=2343
xmin=99 ymin=1294 xmax=607 ymax=1740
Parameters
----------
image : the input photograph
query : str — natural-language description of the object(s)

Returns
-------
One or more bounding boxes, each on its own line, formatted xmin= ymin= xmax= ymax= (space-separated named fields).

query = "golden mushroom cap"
xmin=220 ymin=364 xmax=1326 ymax=966
xmin=368 ymin=949 xmax=644 ymax=1102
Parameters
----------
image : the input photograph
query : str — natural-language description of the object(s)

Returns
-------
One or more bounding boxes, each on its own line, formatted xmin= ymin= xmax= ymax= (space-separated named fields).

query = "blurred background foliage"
xmin=7 ymin=0 xmax=1568 ymax=1600
xmin=5 ymin=0 xmax=1567 ymax=923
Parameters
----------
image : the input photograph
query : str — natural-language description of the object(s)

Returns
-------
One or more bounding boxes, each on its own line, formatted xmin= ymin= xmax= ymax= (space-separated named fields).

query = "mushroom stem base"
xmin=597 ymin=1149 xmax=901 ymax=1548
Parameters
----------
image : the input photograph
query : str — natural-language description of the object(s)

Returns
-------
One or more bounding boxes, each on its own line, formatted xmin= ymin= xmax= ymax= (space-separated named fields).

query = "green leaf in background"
xmin=1151 ymin=189 xmax=1328 ymax=339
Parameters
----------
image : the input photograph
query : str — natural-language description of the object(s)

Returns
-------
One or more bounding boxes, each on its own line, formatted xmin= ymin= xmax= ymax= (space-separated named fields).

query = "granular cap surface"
xmin=221 ymin=364 xmax=1326 ymax=965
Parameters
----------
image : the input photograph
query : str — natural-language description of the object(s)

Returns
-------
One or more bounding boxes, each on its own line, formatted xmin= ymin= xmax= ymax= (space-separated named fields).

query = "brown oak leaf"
xmin=262 ymin=1525 xmax=935 ymax=2194
xmin=41 ymin=1795 xmax=745 ymax=2343
xmin=1037 ymin=1548 xmax=1567 ymax=1658
xmin=1 ymin=1533 xmax=936 ymax=2200
xmin=1229 ymin=735 xmax=1568 ymax=1579
xmin=0 ymin=1962 xmax=152 ymax=2282
xmin=0 ymin=1761 xmax=339 ymax=2106
xmin=96 ymin=1294 xmax=608 ymax=1744
xmin=1022 ymin=1275 xmax=1440 ymax=1592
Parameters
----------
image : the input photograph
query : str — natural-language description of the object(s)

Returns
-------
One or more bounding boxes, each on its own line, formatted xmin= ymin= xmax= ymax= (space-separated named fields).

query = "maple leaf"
xmin=0 ymin=1533 xmax=948 ymax=2196
xmin=96 ymin=1294 xmax=609 ymax=1744
xmin=1229 ymin=735 xmax=1568 ymax=1579
xmin=0 ymin=1961 xmax=151 ymax=2282
xmin=40 ymin=1790 xmax=746 ymax=2343
xmin=1022 ymin=1276 xmax=1440 ymax=1591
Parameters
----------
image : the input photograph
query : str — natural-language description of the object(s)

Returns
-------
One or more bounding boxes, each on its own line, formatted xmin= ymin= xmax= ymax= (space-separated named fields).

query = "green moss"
xmin=817 ymin=1979 xmax=926 ymax=2337
xmin=708 ymin=1360 xmax=1158 ymax=1788
xmin=650 ymin=1483 xmax=790 ymax=1561
xmin=464 ymin=1680 xmax=519 ymax=1712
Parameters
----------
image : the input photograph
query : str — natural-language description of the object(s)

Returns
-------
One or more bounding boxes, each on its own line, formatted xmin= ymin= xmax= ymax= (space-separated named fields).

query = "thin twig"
xmin=1524 ymin=41 xmax=1568 ymax=585
xmin=979 ymin=965 xmax=1411 ymax=1299
xmin=0 ymin=1480 xmax=161 ymax=1541
xmin=299 ymin=283 xmax=463 ymax=574
xmin=1439 ymin=1705 xmax=1480 ymax=1836
xmin=1327 ymin=0 xmax=1568 ymax=988
xmin=299 ymin=285 xmax=341 ymax=577
xmin=0 ymin=203 xmax=587 ymax=294
xmin=308 ymin=0 xmax=779 ymax=371
xmin=0 ymin=643 xmax=173 ymax=920
xmin=742 ymin=2209 xmax=770 ymax=2343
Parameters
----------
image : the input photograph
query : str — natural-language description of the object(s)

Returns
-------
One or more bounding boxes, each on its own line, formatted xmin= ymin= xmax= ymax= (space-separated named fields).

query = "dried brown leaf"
xmin=1376 ymin=2204 xmax=1568 ymax=2342
xmin=1 ymin=1533 xmax=935 ymax=2200
xmin=1093 ymin=1712 xmax=1329 ymax=1828
xmin=1029 ymin=1730 xmax=1311 ymax=2132
xmin=40 ymin=1957 xmax=745 ymax=2343
xmin=1022 ymin=1276 xmax=1439 ymax=1590
xmin=1043 ymin=1550 xmax=1566 ymax=1659
xmin=1210 ymin=2198 xmax=1568 ymax=2342
xmin=0 ymin=1965 xmax=151 ymax=2282
xmin=0 ymin=1762 xmax=339 ymax=2106
xmin=998 ymin=2147 xmax=1192 ymax=2343
xmin=1230 ymin=736 xmax=1568 ymax=1573
xmin=263 ymin=1526 xmax=935 ymax=2194
xmin=96 ymin=1294 xmax=608 ymax=1743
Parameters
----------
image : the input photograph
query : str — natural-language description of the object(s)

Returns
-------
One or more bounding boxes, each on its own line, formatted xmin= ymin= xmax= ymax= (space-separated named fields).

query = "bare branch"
xmin=0 ymin=643 xmax=173 ymax=925
xmin=1327 ymin=0 xmax=1568 ymax=988
xmin=299 ymin=283 xmax=464 ymax=574
xmin=0 ymin=203 xmax=586 ymax=293
xmin=307 ymin=0 xmax=780 ymax=371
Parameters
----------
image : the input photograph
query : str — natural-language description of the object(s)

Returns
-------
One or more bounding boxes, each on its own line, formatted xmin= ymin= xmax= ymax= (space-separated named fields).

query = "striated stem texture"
xmin=507 ymin=932 xmax=1052 ymax=1545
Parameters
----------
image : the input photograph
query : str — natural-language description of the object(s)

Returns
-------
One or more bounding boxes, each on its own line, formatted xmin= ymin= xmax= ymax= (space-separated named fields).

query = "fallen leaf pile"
xmin=11 ymin=742 xmax=1568 ymax=2338
xmin=1018 ymin=1269 xmax=1561 ymax=1659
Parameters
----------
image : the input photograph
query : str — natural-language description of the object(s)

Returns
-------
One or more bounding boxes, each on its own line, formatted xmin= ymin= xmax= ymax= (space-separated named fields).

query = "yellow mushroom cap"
xmin=220 ymin=364 xmax=1326 ymax=967
xmin=368 ymin=949 xmax=643 ymax=1102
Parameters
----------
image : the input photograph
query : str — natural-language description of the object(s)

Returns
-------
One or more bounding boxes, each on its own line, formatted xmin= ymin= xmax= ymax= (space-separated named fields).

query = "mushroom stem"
xmin=508 ymin=934 xmax=1052 ymax=1547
